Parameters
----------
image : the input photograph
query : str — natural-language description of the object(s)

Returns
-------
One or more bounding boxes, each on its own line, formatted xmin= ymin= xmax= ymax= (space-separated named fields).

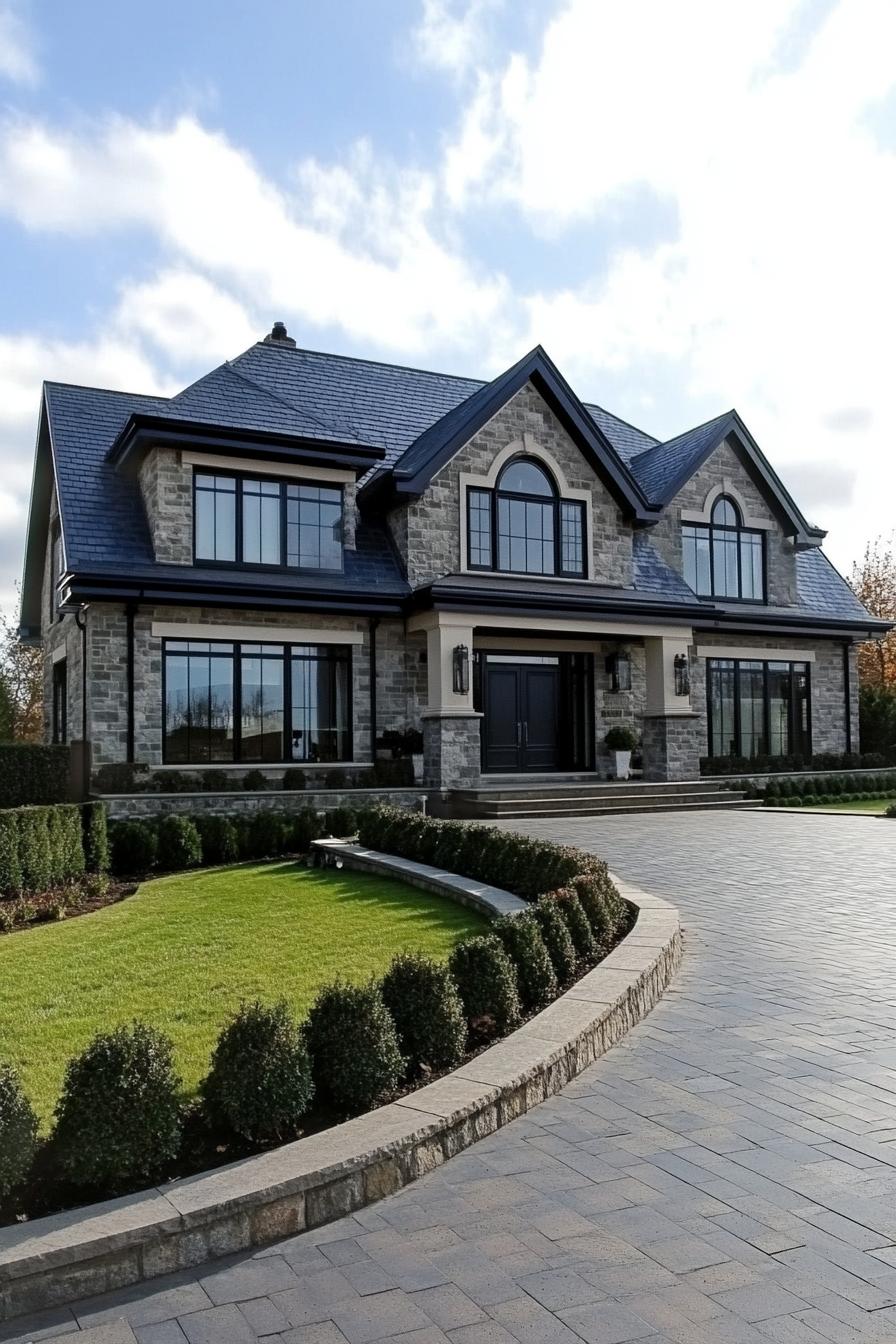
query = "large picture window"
xmin=467 ymin=457 xmax=587 ymax=578
xmin=707 ymin=657 xmax=811 ymax=760
xmin=163 ymin=639 xmax=352 ymax=764
xmin=193 ymin=471 xmax=343 ymax=572
xmin=683 ymin=496 xmax=765 ymax=601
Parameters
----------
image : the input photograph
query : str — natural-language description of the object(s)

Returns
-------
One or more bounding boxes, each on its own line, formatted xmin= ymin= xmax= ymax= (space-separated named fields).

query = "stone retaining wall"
xmin=0 ymin=867 xmax=681 ymax=1323
xmin=102 ymin=788 xmax=428 ymax=821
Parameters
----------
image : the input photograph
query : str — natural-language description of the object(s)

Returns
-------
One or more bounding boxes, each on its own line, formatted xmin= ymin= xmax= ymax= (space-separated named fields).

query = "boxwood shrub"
xmin=380 ymin=952 xmax=467 ymax=1075
xmin=157 ymin=815 xmax=203 ymax=870
xmin=554 ymin=888 xmax=596 ymax=962
xmin=531 ymin=896 xmax=577 ymax=985
xmin=572 ymin=872 xmax=624 ymax=948
xmin=0 ymin=1062 xmax=38 ymax=1202
xmin=51 ymin=1022 xmax=183 ymax=1193
xmin=290 ymin=807 xmax=325 ymax=852
xmin=0 ymin=744 xmax=69 ymax=807
xmin=305 ymin=981 xmax=404 ymax=1117
xmin=0 ymin=804 xmax=87 ymax=896
xmin=448 ymin=934 xmax=521 ymax=1040
xmin=194 ymin=815 xmax=241 ymax=865
xmin=492 ymin=911 xmax=557 ymax=1012
xmin=109 ymin=819 xmax=159 ymax=876
xmin=200 ymin=1000 xmax=314 ymax=1143
xmin=82 ymin=801 xmax=109 ymax=874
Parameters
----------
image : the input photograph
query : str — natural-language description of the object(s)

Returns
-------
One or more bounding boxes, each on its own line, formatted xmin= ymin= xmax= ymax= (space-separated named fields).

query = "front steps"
xmin=444 ymin=775 xmax=760 ymax=820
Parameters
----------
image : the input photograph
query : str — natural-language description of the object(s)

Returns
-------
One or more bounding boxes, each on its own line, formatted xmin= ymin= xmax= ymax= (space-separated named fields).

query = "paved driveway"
xmin=10 ymin=811 xmax=896 ymax=1344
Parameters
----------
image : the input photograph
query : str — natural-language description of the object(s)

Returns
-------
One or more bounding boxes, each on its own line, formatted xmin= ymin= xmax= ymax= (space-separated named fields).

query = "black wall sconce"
xmin=673 ymin=652 xmax=691 ymax=697
xmin=605 ymin=650 xmax=632 ymax=693
xmin=452 ymin=643 xmax=470 ymax=695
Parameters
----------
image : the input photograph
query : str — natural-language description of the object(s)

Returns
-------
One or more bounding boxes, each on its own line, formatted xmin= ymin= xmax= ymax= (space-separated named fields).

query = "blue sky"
xmin=0 ymin=0 xmax=894 ymax=610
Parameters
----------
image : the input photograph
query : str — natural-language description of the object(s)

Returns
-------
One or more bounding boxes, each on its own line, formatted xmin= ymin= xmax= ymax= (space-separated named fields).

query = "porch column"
xmin=641 ymin=634 xmax=702 ymax=781
xmin=412 ymin=616 xmax=482 ymax=791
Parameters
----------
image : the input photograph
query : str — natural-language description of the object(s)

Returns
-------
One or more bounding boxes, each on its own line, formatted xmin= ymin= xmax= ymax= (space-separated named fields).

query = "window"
xmin=194 ymin=471 xmax=343 ymax=571
xmin=466 ymin=457 xmax=587 ymax=578
xmin=164 ymin=639 xmax=352 ymax=764
xmin=707 ymin=658 xmax=811 ymax=759
xmin=50 ymin=529 xmax=64 ymax=621
xmin=52 ymin=659 xmax=67 ymax=744
xmin=683 ymin=496 xmax=765 ymax=601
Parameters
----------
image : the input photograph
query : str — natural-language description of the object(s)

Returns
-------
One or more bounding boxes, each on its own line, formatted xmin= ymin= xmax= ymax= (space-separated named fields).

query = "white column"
xmin=644 ymin=635 xmax=693 ymax=716
xmin=425 ymin=621 xmax=476 ymax=716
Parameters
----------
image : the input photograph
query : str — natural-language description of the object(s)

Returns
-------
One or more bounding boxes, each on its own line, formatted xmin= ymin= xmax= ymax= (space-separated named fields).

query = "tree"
xmin=850 ymin=536 xmax=896 ymax=688
xmin=0 ymin=591 xmax=44 ymax=742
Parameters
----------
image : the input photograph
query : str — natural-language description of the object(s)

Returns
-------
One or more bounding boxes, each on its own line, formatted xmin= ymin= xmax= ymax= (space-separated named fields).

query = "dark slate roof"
xmin=796 ymin=548 xmax=871 ymax=622
xmin=429 ymin=571 xmax=705 ymax=613
xmin=629 ymin=411 xmax=732 ymax=502
xmin=167 ymin=362 xmax=367 ymax=445
xmin=632 ymin=532 xmax=705 ymax=602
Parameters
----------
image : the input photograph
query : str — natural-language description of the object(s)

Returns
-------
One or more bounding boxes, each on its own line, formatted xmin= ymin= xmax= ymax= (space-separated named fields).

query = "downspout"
xmin=74 ymin=606 xmax=88 ymax=742
xmin=369 ymin=616 xmax=379 ymax=762
xmin=843 ymin=640 xmax=853 ymax=755
xmin=126 ymin=602 xmax=136 ymax=763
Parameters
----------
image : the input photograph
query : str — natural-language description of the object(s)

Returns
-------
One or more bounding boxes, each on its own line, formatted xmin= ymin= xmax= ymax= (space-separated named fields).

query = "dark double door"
xmin=483 ymin=657 xmax=561 ymax=773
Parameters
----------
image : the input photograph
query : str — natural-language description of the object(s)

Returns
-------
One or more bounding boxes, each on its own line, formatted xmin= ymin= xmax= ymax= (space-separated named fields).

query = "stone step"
xmin=454 ymin=778 xmax=734 ymax=802
xmin=462 ymin=797 xmax=762 ymax=820
xmin=463 ymin=789 xmax=748 ymax=815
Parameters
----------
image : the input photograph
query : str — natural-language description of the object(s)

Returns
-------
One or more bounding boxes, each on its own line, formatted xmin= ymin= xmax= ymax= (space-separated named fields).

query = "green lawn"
xmin=807 ymin=798 xmax=893 ymax=814
xmin=0 ymin=862 xmax=487 ymax=1125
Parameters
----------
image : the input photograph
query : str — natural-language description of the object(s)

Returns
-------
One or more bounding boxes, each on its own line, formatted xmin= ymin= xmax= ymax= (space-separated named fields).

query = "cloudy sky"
xmin=0 ymin=0 xmax=894 ymax=614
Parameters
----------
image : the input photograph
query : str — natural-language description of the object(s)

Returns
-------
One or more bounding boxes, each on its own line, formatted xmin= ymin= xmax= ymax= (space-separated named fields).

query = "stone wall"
xmin=138 ymin=449 xmax=192 ymax=565
xmin=649 ymin=437 xmax=798 ymax=606
xmin=641 ymin=714 xmax=703 ymax=782
xmin=104 ymin=788 xmax=427 ymax=820
xmin=389 ymin=385 xmax=634 ymax=590
xmin=423 ymin=715 xmax=482 ymax=789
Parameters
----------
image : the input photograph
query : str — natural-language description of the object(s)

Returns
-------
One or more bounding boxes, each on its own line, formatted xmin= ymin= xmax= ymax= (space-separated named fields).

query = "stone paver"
xmin=9 ymin=811 xmax=896 ymax=1344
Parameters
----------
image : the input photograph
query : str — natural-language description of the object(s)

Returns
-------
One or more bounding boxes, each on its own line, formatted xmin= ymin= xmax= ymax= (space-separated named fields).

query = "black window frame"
xmin=52 ymin=658 xmax=67 ymax=744
xmin=162 ymin=638 xmax=353 ymax=765
xmin=192 ymin=469 xmax=345 ymax=574
xmin=466 ymin=457 xmax=588 ymax=579
xmin=683 ymin=495 xmax=766 ymax=602
xmin=50 ymin=526 xmax=63 ymax=622
xmin=706 ymin=657 xmax=812 ymax=760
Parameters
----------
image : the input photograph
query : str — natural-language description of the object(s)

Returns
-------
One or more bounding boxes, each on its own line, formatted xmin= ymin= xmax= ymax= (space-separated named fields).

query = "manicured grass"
xmin=0 ymin=862 xmax=487 ymax=1125
xmin=806 ymin=798 xmax=892 ymax=814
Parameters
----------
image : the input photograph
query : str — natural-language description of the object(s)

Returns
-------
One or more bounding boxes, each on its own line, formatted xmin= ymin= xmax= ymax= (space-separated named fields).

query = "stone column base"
xmin=422 ymin=714 xmax=482 ymax=790
xmin=641 ymin=714 xmax=702 ymax=782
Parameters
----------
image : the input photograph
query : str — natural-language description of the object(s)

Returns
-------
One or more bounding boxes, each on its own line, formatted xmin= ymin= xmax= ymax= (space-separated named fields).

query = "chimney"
xmin=264 ymin=320 xmax=296 ymax=347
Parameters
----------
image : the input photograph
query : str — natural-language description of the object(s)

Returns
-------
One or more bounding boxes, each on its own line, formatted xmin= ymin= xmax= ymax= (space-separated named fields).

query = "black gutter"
xmin=64 ymin=579 xmax=405 ymax=619
xmin=369 ymin=616 xmax=379 ymax=761
xmin=126 ymin=602 xmax=136 ymax=763
xmin=843 ymin=640 xmax=853 ymax=754
xmin=109 ymin=420 xmax=384 ymax=473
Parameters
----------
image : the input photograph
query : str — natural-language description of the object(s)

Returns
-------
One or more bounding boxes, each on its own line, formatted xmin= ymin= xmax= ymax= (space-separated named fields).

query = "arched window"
xmin=682 ymin=494 xmax=765 ymax=600
xmin=467 ymin=456 xmax=586 ymax=577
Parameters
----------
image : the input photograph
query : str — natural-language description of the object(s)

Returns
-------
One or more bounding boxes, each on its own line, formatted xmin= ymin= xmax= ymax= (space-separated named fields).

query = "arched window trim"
xmin=683 ymin=492 xmax=766 ymax=601
xmin=466 ymin=452 xmax=587 ymax=578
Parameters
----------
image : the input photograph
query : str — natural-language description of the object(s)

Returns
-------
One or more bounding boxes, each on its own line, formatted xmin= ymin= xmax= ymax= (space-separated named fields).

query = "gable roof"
xmin=630 ymin=409 xmax=826 ymax=546
xmin=362 ymin=345 xmax=658 ymax=521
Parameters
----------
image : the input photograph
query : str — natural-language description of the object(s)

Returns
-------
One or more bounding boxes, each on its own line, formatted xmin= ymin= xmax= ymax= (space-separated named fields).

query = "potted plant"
xmin=604 ymin=725 xmax=638 ymax=780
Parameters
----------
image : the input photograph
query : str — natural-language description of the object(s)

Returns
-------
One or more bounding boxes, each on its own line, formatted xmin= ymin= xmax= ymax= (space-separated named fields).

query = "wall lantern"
xmin=452 ymin=643 xmax=470 ymax=695
xmin=673 ymin=652 xmax=691 ymax=697
xmin=605 ymin=650 xmax=632 ymax=694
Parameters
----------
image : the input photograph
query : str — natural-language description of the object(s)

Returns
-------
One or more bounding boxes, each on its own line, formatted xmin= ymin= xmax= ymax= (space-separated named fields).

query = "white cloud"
xmin=0 ymin=3 xmax=38 ymax=85
xmin=114 ymin=270 xmax=258 ymax=366
xmin=411 ymin=0 xmax=502 ymax=77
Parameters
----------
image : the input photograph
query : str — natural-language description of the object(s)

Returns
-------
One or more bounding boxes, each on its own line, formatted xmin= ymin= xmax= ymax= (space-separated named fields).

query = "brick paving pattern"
xmin=8 ymin=811 xmax=896 ymax=1344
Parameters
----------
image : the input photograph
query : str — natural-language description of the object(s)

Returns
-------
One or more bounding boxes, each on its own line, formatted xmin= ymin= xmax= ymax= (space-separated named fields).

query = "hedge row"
xmin=0 ymin=744 xmax=70 ymax=808
xmin=1 ymin=809 xmax=629 ymax=1211
xmin=0 ymin=801 xmax=108 ymax=896
xmin=701 ymin=749 xmax=896 ymax=777
xmin=94 ymin=760 xmax=414 ymax=795
xmin=771 ymin=792 xmax=896 ymax=808
xmin=760 ymin=771 xmax=896 ymax=803
xmin=107 ymin=806 xmax=357 ymax=877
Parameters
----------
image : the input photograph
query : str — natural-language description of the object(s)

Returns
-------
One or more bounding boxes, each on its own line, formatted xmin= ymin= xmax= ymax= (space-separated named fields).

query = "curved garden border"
xmin=0 ymin=856 xmax=681 ymax=1324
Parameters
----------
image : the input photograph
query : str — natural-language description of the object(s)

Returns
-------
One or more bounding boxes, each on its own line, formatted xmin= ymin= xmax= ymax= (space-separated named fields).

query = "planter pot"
xmin=412 ymin=753 xmax=424 ymax=784
xmin=613 ymin=750 xmax=632 ymax=780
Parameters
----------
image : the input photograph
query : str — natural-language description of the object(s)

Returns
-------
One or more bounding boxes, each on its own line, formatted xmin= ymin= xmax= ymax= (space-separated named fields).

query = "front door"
xmin=483 ymin=657 xmax=560 ymax=772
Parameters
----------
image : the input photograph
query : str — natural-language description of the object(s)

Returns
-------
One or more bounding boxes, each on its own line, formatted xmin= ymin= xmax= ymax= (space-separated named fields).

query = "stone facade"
xmin=650 ymin=436 xmax=798 ymax=607
xmin=641 ymin=714 xmax=704 ymax=782
xmin=422 ymin=715 xmax=482 ymax=789
xmin=139 ymin=448 xmax=193 ymax=564
xmin=389 ymin=385 xmax=634 ymax=589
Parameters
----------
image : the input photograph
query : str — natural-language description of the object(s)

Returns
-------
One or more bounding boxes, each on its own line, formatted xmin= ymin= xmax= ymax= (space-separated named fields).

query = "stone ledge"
xmin=0 ymin=870 xmax=680 ymax=1323
xmin=312 ymin=840 xmax=528 ymax=919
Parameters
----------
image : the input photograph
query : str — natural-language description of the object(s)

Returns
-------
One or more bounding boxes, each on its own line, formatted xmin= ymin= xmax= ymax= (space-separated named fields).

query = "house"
xmin=19 ymin=323 xmax=888 ymax=798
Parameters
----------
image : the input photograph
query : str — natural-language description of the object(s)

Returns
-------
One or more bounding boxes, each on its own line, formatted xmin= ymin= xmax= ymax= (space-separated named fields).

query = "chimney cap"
xmin=264 ymin=320 xmax=296 ymax=347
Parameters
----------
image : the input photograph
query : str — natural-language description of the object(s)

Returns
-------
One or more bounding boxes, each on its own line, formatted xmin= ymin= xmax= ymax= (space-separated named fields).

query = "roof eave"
xmin=108 ymin=417 xmax=385 ymax=475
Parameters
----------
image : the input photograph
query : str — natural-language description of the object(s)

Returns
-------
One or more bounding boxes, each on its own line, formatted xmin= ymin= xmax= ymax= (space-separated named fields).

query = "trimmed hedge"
xmin=0 ymin=1063 xmax=38 ymax=1203
xmin=449 ymin=934 xmax=521 ymax=1039
xmin=201 ymin=1000 xmax=314 ymax=1143
xmin=81 ymin=801 xmax=109 ymax=874
xmin=701 ymin=749 xmax=896 ymax=777
xmin=305 ymin=980 xmax=405 ymax=1117
xmin=531 ymin=896 xmax=577 ymax=985
xmin=157 ymin=815 xmax=202 ymax=870
xmin=0 ymin=804 xmax=87 ymax=896
xmin=492 ymin=912 xmax=557 ymax=1012
xmin=554 ymin=888 xmax=596 ymax=962
xmin=380 ymin=953 xmax=467 ymax=1076
xmin=51 ymin=1022 xmax=183 ymax=1193
xmin=0 ymin=744 xmax=69 ymax=808
xmin=761 ymin=771 xmax=896 ymax=806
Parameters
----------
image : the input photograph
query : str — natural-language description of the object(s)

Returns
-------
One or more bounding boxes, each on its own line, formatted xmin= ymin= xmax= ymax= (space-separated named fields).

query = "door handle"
xmin=522 ymin=721 xmax=528 ymax=746
xmin=516 ymin=721 xmax=522 ymax=746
